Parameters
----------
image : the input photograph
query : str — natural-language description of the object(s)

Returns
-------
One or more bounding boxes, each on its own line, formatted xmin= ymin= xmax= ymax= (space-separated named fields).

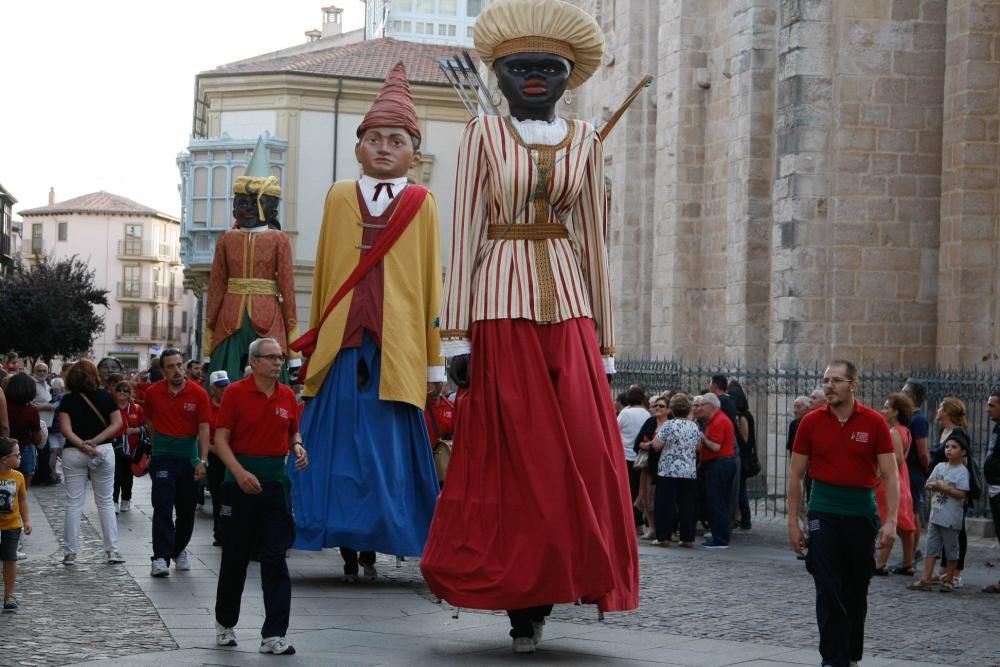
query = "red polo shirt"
xmin=702 ymin=410 xmax=735 ymax=463
xmin=215 ymin=377 xmax=299 ymax=457
xmin=143 ymin=379 xmax=212 ymax=437
xmin=792 ymin=401 xmax=893 ymax=488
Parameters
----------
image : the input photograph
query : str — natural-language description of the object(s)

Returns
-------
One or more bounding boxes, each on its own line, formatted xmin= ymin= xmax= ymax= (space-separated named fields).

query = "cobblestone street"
xmin=3 ymin=481 xmax=999 ymax=666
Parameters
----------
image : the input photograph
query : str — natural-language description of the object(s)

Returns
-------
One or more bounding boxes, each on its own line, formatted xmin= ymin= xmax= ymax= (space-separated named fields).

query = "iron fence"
xmin=612 ymin=360 xmax=998 ymax=520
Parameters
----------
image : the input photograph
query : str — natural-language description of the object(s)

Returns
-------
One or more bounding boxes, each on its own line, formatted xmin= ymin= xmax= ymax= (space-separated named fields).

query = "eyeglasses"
xmin=3 ymin=452 xmax=21 ymax=460
xmin=255 ymin=354 xmax=286 ymax=363
xmin=821 ymin=377 xmax=852 ymax=385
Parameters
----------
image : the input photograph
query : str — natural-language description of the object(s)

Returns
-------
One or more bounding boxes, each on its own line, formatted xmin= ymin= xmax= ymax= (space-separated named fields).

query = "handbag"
xmin=633 ymin=449 xmax=649 ymax=470
xmin=79 ymin=393 xmax=109 ymax=467
xmin=130 ymin=425 xmax=152 ymax=477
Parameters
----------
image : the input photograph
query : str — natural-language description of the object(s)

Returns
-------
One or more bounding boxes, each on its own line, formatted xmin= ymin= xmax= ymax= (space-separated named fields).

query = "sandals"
xmin=982 ymin=583 xmax=1000 ymax=594
xmin=940 ymin=581 xmax=955 ymax=593
xmin=873 ymin=566 xmax=889 ymax=576
xmin=889 ymin=565 xmax=915 ymax=576
xmin=907 ymin=580 xmax=934 ymax=591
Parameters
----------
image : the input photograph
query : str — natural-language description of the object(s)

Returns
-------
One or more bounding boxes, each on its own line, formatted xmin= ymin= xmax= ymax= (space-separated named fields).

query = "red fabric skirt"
xmin=420 ymin=318 xmax=639 ymax=612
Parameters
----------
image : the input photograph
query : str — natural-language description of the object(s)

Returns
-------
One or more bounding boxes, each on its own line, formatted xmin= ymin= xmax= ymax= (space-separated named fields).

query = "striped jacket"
xmin=441 ymin=115 xmax=615 ymax=356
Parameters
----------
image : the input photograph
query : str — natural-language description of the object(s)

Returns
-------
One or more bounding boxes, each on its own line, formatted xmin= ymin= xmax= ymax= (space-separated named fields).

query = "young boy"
xmin=908 ymin=430 xmax=970 ymax=592
xmin=0 ymin=437 xmax=32 ymax=611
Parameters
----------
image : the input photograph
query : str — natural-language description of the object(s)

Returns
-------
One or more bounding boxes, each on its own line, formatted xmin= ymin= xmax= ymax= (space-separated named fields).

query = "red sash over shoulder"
xmin=291 ymin=185 xmax=428 ymax=375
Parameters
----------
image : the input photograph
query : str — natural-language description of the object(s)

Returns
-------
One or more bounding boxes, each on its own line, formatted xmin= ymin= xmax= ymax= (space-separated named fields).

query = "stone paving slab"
xmin=11 ymin=477 xmax=1000 ymax=666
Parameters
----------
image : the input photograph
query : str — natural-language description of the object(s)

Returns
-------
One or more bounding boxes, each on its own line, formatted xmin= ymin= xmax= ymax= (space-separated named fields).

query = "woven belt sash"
xmin=227 ymin=278 xmax=279 ymax=295
xmin=486 ymin=224 xmax=569 ymax=240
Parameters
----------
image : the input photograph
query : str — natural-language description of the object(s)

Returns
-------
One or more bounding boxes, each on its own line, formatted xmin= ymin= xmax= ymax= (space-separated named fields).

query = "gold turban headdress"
xmin=232 ymin=135 xmax=280 ymax=221
xmin=473 ymin=0 xmax=605 ymax=90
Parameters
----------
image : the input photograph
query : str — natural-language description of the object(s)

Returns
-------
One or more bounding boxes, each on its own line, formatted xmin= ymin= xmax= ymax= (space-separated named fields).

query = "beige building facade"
xmin=570 ymin=0 xmax=999 ymax=370
xmin=18 ymin=190 xmax=196 ymax=370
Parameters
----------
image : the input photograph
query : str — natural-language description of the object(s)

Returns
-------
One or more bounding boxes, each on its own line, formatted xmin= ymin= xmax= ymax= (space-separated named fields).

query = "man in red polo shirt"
xmin=788 ymin=359 xmax=898 ymax=667
xmin=696 ymin=393 xmax=737 ymax=549
xmin=212 ymin=337 xmax=308 ymax=655
xmin=143 ymin=348 xmax=211 ymax=578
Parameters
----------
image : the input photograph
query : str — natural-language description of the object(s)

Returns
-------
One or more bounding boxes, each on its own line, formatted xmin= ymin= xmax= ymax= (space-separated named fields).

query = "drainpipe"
xmin=332 ymin=78 xmax=344 ymax=181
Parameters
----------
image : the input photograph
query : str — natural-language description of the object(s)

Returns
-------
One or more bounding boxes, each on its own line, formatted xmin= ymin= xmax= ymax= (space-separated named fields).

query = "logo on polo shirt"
xmin=183 ymin=402 xmax=197 ymax=412
xmin=276 ymin=407 xmax=289 ymax=419
xmin=851 ymin=431 xmax=870 ymax=443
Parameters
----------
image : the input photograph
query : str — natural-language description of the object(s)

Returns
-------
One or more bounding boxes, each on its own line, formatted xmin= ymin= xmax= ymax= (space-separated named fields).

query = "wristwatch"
xmin=199 ymin=459 xmax=208 ymax=466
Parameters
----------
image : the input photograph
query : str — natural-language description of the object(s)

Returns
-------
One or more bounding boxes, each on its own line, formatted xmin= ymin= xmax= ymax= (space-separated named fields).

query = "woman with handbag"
xmin=111 ymin=380 xmax=145 ymax=513
xmin=58 ymin=360 xmax=125 ymax=565
xmin=633 ymin=393 xmax=671 ymax=540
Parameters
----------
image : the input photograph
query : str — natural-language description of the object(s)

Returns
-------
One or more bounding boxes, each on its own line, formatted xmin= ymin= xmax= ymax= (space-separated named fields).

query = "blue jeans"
xmin=703 ymin=456 xmax=737 ymax=545
xmin=150 ymin=455 xmax=197 ymax=563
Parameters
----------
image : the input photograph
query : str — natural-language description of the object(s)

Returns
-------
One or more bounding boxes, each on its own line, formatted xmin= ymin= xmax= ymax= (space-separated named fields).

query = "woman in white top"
xmin=651 ymin=393 xmax=702 ymax=547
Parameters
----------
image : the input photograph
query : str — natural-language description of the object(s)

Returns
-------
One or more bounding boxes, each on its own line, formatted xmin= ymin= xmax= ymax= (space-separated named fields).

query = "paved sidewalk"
xmin=3 ymin=477 xmax=999 ymax=666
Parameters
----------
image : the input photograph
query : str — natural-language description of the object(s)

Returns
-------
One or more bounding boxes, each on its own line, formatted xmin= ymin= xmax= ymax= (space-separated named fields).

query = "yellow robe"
xmin=303 ymin=180 xmax=443 ymax=409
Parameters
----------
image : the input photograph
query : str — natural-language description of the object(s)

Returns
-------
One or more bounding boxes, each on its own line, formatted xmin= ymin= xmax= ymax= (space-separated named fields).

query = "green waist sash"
xmin=808 ymin=479 xmax=878 ymax=519
xmin=225 ymin=454 xmax=289 ymax=484
xmin=153 ymin=433 xmax=198 ymax=463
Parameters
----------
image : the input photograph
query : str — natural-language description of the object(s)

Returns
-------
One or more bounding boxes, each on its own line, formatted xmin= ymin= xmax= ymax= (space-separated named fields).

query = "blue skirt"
xmin=288 ymin=334 xmax=438 ymax=555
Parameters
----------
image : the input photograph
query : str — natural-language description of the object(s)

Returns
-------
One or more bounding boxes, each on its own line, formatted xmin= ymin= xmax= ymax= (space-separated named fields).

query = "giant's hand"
xmin=448 ymin=354 xmax=470 ymax=389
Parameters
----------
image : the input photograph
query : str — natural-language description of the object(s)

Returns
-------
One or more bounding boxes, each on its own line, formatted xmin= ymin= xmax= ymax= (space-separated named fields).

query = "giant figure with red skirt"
xmin=420 ymin=0 xmax=639 ymax=654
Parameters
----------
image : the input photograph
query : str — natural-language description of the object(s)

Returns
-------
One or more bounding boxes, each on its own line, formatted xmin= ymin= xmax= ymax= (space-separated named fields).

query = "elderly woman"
xmin=58 ymin=360 xmax=124 ymax=565
xmin=634 ymin=392 xmax=671 ymax=539
xmin=651 ymin=393 xmax=701 ymax=547
xmin=420 ymin=0 xmax=637 ymax=652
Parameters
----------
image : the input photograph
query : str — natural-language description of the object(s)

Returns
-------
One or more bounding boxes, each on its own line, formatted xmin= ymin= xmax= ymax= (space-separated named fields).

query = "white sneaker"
xmin=114 ymin=502 xmax=120 ymax=514
xmin=120 ymin=499 xmax=131 ymax=512
xmin=15 ymin=551 xmax=26 ymax=561
xmin=150 ymin=558 xmax=170 ymax=577
xmin=107 ymin=550 xmax=126 ymax=564
xmin=63 ymin=553 xmax=76 ymax=566
xmin=260 ymin=636 xmax=296 ymax=655
xmin=215 ymin=621 xmax=237 ymax=646
xmin=174 ymin=550 xmax=191 ymax=571
xmin=362 ymin=563 xmax=377 ymax=580
xmin=953 ymin=576 xmax=963 ymax=589
xmin=512 ymin=637 xmax=536 ymax=654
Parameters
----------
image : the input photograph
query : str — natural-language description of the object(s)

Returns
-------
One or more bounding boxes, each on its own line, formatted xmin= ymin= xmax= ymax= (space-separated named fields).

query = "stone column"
xmin=937 ymin=0 xmax=1000 ymax=368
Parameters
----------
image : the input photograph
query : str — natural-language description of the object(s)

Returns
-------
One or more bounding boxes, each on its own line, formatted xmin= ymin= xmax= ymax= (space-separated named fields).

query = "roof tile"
xmin=19 ymin=191 xmax=172 ymax=218
xmin=207 ymin=37 xmax=479 ymax=86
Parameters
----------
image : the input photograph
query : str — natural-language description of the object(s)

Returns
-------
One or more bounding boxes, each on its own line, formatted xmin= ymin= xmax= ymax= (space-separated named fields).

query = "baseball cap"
xmin=210 ymin=370 xmax=231 ymax=387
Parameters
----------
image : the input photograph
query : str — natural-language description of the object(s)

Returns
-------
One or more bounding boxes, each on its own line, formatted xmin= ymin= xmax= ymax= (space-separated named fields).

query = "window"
xmin=395 ymin=0 xmax=413 ymax=10
xmin=181 ymin=310 xmax=189 ymax=333
xmin=416 ymin=0 xmax=434 ymax=12
xmin=151 ymin=305 xmax=159 ymax=334
xmin=58 ymin=222 xmax=67 ymax=241
xmin=192 ymin=167 xmax=208 ymax=226
xmin=438 ymin=23 xmax=456 ymax=35
xmin=167 ymin=307 xmax=175 ymax=336
xmin=121 ymin=307 xmax=140 ymax=336
xmin=123 ymin=265 xmax=141 ymax=297
xmin=439 ymin=0 xmax=457 ymax=14
xmin=391 ymin=19 xmax=403 ymax=31
xmin=467 ymin=0 xmax=485 ymax=16
xmin=31 ymin=223 xmax=43 ymax=254
xmin=124 ymin=223 xmax=143 ymax=255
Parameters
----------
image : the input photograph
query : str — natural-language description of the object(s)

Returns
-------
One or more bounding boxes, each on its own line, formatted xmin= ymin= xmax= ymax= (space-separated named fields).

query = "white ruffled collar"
xmin=510 ymin=116 xmax=568 ymax=146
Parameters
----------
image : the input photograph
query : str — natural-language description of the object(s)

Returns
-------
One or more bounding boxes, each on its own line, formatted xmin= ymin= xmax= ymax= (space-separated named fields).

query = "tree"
xmin=0 ymin=255 xmax=109 ymax=362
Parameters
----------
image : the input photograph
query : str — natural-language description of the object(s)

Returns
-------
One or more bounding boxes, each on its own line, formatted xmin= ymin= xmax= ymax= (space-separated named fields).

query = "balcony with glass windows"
xmin=116 ymin=282 xmax=179 ymax=302
xmin=114 ymin=323 xmax=189 ymax=345
xmin=117 ymin=239 xmax=180 ymax=263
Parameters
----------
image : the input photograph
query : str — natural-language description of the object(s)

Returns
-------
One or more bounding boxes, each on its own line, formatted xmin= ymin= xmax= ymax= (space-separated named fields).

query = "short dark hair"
xmin=829 ymin=359 xmax=858 ymax=381
xmin=710 ymin=375 xmax=728 ymax=392
xmin=903 ymin=380 xmax=927 ymax=406
xmin=160 ymin=348 xmax=183 ymax=365
xmin=0 ymin=437 xmax=18 ymax=459
xmin=66 ymin=359 xmax=101 ymax=393
xmin=625 ymin=387 xmax=646 ymax=406
xmin=991 ymin=387 xmax=1000 ymax=401
xmin=185 ymin=359 xmax=200 ymax=370
xmin=3 ymin=372 xmax=37 ymax=404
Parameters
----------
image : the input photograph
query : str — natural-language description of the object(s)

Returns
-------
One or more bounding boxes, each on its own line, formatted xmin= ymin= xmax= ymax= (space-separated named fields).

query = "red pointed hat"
xmin=357 ymin=61 xmax=421 ymax=142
